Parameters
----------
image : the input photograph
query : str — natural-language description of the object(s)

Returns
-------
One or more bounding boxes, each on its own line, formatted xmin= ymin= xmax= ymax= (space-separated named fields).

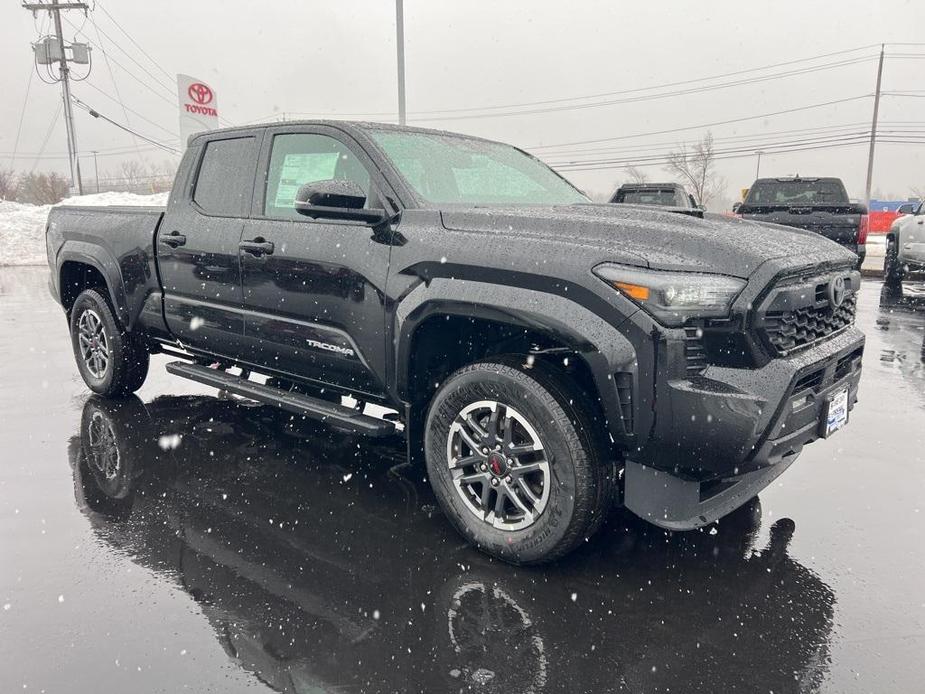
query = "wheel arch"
xmin=57 ymin=243 xmax=129 ymax=327
xmin=394 ymin=278 xmax=638 ymax=454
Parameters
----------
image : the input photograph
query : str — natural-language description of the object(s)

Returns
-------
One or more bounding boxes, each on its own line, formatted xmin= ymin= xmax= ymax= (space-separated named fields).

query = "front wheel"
xmin=69 ymin=288 xmax=149 ymax=396
xmin=424 ymin=359 xmax=613 ymax=564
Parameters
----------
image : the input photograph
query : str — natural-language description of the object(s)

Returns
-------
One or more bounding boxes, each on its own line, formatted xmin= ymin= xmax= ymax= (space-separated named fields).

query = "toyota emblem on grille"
xmin=827 ymin=276 xmax=847 ymax=308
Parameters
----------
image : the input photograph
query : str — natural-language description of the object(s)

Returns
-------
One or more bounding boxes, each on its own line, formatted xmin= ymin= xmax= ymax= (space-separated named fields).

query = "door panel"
xmin=158 ymin=135 xmax=260 ymax=356
xmin=239 ymin=128 xmax=392 ymax=398
xmin=239 ymin=218 xmax=390 ymax=397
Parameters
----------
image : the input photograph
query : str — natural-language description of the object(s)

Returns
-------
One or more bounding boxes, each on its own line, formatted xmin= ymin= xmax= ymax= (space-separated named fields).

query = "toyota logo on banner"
xmin=177 ymin=74 xmax=220 ymax=147
xmin=187 ymin=82 xmax=213 ymax=105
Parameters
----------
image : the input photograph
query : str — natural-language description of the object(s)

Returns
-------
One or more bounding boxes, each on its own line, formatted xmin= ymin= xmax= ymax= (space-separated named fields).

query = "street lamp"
xmin=754 ymin=151 xmax=764 ymax=179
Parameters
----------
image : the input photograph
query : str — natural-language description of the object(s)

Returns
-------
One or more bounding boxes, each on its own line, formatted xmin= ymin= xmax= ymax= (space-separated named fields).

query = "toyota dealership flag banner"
xmin=177 ymin=74 xmax=219 ymax=147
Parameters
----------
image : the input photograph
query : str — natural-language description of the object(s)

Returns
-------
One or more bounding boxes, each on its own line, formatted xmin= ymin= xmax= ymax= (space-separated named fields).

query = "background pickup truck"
xmin=735 ymin=177 xmax=868 ymax=268
xmin=46 ymin=121 xmax=865 ymax=564
xmin=609 ymin=182 xmax=704 ymax=218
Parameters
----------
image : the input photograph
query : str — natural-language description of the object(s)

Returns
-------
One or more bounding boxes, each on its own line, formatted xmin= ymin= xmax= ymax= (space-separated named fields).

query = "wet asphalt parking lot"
xmin=1 ymin=266 xmax=924 ymax=693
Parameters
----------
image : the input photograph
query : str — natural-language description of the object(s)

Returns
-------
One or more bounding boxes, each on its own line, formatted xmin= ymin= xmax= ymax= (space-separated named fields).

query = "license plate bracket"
xmin=821 ymin=385 xmax=849 ymax=438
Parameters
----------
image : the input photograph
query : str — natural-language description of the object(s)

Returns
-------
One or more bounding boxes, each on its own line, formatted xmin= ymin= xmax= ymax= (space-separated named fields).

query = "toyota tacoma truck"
xmin=45 ymin=121 xmax=865 ymax=564
xmin=736 ymin=176 xmax=868 ymax=268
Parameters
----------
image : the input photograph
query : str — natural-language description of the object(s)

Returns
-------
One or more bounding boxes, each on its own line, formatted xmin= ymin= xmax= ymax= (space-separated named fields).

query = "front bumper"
xmin=624 ymin=326 xmax=864 ymax=529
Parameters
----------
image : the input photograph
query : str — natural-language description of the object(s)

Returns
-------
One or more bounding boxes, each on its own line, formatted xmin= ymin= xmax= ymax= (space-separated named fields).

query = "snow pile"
xmin=0 ymin=191 xmax=168 ymax=267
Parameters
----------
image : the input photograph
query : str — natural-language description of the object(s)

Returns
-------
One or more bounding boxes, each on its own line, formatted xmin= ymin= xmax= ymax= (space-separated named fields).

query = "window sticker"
xmin=273 ymin=152 xmax=339 ymax=208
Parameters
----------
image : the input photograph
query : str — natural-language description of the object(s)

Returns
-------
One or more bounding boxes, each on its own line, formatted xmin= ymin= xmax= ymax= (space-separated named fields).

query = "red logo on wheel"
xmin=188 ymin=83 xmax=213 ymax=105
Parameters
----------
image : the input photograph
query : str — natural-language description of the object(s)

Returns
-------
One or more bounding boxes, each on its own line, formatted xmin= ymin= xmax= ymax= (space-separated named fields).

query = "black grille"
xmin=762 ymin=292 xmax=856 ymax=354
xmin=683 ymin=327 xmax=707 ymax=374
xmin=614 ymin=372 xmax=634 ymax=434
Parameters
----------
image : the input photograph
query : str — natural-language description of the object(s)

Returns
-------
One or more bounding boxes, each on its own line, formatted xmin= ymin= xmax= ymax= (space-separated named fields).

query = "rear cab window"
xmin=192 ymin=136 xmax=258 ymax=216
xmin=746 ymin=179 xmax=849 ymax=206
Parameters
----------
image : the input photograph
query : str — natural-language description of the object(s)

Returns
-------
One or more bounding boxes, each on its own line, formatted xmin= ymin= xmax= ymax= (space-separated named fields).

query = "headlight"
xmin=593 ymin=263 xmax=745 ymax=327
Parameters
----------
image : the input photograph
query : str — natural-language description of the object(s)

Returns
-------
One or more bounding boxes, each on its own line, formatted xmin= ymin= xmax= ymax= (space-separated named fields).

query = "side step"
xmin=165 ymin=361 xmax=396 ymax=437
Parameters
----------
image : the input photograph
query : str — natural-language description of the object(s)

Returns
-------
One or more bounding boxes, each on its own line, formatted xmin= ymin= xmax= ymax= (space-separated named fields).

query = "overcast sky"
xmin=1 ymin=0 xmax=923 ymax=204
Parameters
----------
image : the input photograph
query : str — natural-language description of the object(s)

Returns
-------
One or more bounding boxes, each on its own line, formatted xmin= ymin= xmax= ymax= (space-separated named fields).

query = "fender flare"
xmin=57 ymin=241 xmax=130 ymax=328
xmin=394 ymin=277 xmax=639 ymax=432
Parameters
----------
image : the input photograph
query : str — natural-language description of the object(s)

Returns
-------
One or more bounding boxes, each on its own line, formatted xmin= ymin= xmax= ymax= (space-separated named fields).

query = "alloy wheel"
xmin=446 ymin=401 xmax=550 ymax=530
xmin=77 ymin=309 xmax=109 ymax=379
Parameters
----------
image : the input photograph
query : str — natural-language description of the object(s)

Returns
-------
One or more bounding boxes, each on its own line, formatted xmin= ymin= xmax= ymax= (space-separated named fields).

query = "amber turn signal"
xmin=613 ymin=281 xmax=650 ymax=301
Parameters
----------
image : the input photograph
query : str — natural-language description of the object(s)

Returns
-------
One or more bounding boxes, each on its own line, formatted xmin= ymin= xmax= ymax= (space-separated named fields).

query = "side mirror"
xmin=294 ymin=180 xmax=388 ymax=224
xmin=731 ymin=202 xmax=742 ymax=213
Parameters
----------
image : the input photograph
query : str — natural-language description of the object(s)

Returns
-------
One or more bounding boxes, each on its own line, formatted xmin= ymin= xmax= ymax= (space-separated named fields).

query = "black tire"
xmin=884 ymin=236 xmax=904 ymax=287
xmin=69 ymin=288 xmax=149 ymax=396
xmin=75 ymin=395 xmax=150 ymax=521
xmin=424 ymin=358 xmax=614 ymax=565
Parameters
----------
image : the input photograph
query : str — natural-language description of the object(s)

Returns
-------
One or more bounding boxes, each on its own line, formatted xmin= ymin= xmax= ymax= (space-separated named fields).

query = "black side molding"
xmin=165 ymin=361 xmax=395 ymax=437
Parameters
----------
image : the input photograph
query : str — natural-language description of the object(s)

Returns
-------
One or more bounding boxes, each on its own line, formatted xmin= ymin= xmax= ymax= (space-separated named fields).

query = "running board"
xmin=165 ymin=361 xmax=395 ymax=437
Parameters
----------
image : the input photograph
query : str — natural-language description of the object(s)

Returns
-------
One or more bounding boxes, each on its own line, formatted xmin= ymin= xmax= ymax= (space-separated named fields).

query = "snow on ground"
xmin=0 ymin=191 xmax=168 ymax=266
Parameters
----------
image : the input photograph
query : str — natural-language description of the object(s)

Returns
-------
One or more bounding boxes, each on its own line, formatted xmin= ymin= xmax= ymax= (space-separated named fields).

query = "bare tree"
xmin=909 ymin=185 xmax=925 ymax=201
xmin=118 ymin=160 xmax=149 ymax=190
xmin=0 ymin=169 xmax=16 ymax=201
xmin=16 ymin=172 xmax=69 ymax=205
xmin=664 ymin=131 xmax=726 ymax=208
xmin=624 ymin=165 xmax=649 ymax=184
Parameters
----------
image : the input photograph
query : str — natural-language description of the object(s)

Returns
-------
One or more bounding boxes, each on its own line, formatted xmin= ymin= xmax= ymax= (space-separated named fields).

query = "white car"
xmin=885 ymin=201 xmax=925 ymax=286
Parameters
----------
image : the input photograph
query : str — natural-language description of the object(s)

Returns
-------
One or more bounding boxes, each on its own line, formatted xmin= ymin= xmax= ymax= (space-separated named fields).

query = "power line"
xmin=9 ymin=66 xmax=36 ymax=167
xmin=71 ymin=96 xmax=180 ymax=154
xmin=529 ymin=95 xmax=873 ymax=150
xmin=540 ymin=121 xmax=881 ymax=159
xmin=94 ymin=0 xmax=175 ymax=82
xmin=87 ymin=12 xmax=142 ymax=158
xmin=549 ymin=132 xmax=877 ymax=170
xmin=76 ymin=79 xmax=179 ymax=137
xmin=407 ymin=55 xmax=879 ymax=122
xmin=31 ymin=101 xmax=63 ymax=173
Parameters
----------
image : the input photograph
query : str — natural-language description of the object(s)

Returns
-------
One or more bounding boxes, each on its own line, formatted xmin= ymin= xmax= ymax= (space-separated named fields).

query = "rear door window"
xmin=193 ymin=136 xmax=258 ymax=216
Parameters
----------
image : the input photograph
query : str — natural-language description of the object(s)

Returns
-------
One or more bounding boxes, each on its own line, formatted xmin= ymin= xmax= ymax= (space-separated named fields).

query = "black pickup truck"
xmin=46 ymin=121 xmax=865 ymax=564
xmin=736 ymin=176 xmax=868 ymax=268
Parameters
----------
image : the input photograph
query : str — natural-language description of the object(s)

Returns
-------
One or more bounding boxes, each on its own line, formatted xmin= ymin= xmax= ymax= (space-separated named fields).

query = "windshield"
xmin=745 ymin=179 xmax=848 ymax=205
xmin=368 ymin=129 xmax=588 ymax=206
xmin=612 ymin=189 xmax=679 ymax=206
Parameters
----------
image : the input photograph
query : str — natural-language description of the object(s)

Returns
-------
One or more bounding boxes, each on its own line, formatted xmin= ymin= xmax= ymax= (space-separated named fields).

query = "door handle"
xmin=160 ymin=231 xmax=187 ymax=248
xmin=239 ymin=238 xmax=275 ymax=256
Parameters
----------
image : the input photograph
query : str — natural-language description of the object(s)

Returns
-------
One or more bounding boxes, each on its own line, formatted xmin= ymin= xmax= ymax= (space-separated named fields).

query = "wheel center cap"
xmin=487 ymin=453 xmax=507 ymax=477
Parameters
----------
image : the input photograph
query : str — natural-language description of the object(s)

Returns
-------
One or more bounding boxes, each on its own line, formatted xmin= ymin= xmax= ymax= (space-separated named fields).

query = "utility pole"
xmin=91 ymin=150 xmax=99 ymax=192
xmin=754 ymin=150 xmax=764 ymax=179
xmin=23 ymin=1 xmax=88 ymax=195
xmin=395 ymin=0 xmax=406 ymax=125
xmin=864 ymin=44 xmax=885 ymax=209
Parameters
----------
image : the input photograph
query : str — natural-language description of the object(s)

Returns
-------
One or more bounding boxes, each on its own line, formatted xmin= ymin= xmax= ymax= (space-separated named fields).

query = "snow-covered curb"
xmin=0 ymin=191 xmax=168 ymax=267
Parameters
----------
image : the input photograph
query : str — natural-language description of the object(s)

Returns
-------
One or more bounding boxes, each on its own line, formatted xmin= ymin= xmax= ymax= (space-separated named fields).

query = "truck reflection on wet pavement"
xmin=2 ymin=268 xmax=925 ymax=693
xmin=71 ymin=394 xmax=835 ymax=693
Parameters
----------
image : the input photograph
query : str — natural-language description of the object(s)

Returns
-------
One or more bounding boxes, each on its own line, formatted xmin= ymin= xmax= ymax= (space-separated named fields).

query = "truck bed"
xmin=46 ymin=204 xmax=167 ymax=334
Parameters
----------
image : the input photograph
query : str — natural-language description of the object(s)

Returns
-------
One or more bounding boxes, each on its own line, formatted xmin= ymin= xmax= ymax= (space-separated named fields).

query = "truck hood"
xmin=440 ymin=203 xmax=857 ymax=279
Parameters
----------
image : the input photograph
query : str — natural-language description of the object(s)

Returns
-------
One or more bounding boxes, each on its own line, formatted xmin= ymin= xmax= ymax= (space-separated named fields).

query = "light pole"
xmin=395 ymin=0 xmax=406 ymax=125
xmin=91 ymin=150 xmax=99 ymax=192
xmin=754 ymin=150 xmax=764 ymax=179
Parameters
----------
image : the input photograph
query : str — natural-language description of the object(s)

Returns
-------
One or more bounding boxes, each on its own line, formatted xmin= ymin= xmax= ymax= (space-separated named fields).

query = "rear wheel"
xmin=69 ymin=288 xmax=149 ymax=396
xmin=424 ymin=359 xmax=613 ymax=564
xmin=884 ymin=236 xmax=904 ymax=287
